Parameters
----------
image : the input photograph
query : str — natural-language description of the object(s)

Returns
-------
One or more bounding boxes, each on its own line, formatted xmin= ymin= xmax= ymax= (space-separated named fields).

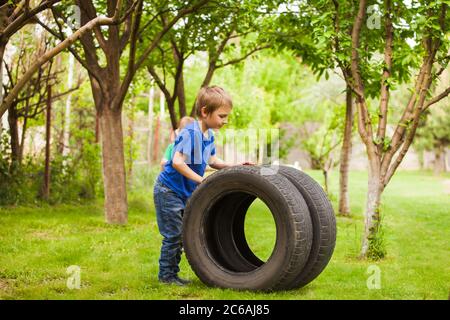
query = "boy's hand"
xmin=196 ymin=176 xmax=204 ymax=184
xmin=240 ymin=161 xmax=256 ymax=166
xmin=209 ymin=155 xmax=256 ymax=169
xmin=173 ymin=151 xmax=205 ymax=184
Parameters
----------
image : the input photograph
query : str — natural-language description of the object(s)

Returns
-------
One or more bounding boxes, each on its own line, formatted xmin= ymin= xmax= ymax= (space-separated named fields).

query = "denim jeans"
xmin=153 ymin=179 xmax=187 ymax=280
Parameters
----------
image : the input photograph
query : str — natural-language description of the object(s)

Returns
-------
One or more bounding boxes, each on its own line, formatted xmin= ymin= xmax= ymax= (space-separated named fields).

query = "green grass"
xmin=0 ymin=170 xmax=449 ymax=299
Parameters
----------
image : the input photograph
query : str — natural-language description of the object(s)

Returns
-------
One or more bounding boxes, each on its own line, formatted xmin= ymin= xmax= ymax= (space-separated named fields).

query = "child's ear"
xmin=200 ymin=106 xmax=208 ymax=118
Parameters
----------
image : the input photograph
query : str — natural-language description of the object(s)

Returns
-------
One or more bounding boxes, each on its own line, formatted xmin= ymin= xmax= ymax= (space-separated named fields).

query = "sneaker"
xmin=175 ymin=276 xmax=192 ymax=285
xmin=159 ymin=275 xmax=192 ymax=286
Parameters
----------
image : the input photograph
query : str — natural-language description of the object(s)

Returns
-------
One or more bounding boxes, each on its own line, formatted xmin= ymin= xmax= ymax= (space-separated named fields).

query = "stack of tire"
xmin=182 ymin=165 xmax=336 ymax=291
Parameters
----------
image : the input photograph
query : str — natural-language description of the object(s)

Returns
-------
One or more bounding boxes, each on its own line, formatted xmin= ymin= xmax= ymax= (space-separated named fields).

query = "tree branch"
xmin=147 ymin=65 xmax=173 ymax=105
xmin=216 ymin=44 xmax=270 ymax=69
xmin=20 ymin=85 xmax=81 ymax=115
xmin=350 ymin=0 xmax=373 ymax=148
xmin=133 ymin=0 xmax=209 ymax=73
xmin=423 ymin=86 xmax=450 ymax=110
xmin=50 ymin=6 xmax=104 ymax=80
xmin=383 ymin=54 xmax=436 ymax=186
xmin=118 ymin=0 xmax=210 ymax=108
xmin=119 ymin=1 xmax=134 ymax=52
xmin=79 ymin=0 xmax=109 ymax=52
xmin=376 ymin=0 xmax=393 ymax=155
xmin=35 ymin=17 xmax=98 ymax=79
xmin=0 ymin=9 xmax=122 ymax=118
xmin=121 ymin=0 xmax=143 ymax=108
xmin=380 ymin=4 xmax=446 ymax=177
xmin=1 ymin=0 xmax=61 ymax=39
xmin=147 ymin=66 xmax=178 ymax=128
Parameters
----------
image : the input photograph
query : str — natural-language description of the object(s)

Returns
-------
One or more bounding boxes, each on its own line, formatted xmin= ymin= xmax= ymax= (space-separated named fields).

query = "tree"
xmin=271 ymin=0 xmax=450 ymax=259
xmin=414 ymin=67 xmax=450 ymax=174
xmin=267 ymin=0 xmax=357 ymax=216
xmin=42 ymin=83 xmax=52 ymax=200
xmin=349 ymin=0 xmax=449 ymax=259
xmin=2 ymin=29 xmax=79 ymax=167
xmin=0 ymin=0 xmax=62 ymax=107
xmin=416 ymin=108 xmax=450 ymax=173
xmin=338 ymin=85 xmax=354 ymax=215
xmin=147 ymin=0 xmax=271 ymax=129
xmin=300 ymin=103 xmax=343 ymax=195
xmin=39 ymin=0 xmax=210 ymax=224
xmin=0 ymin=0 xmax=127 ymax=119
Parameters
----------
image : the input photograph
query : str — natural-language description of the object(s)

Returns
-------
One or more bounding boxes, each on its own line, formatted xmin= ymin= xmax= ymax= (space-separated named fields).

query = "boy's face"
xmin=202 ymin=105 xmax=232 ymax=130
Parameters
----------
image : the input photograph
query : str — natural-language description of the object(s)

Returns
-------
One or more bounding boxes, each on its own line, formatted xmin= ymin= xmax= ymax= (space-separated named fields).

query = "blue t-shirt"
xmin=158 ymin=121 xmax=216 ymax=200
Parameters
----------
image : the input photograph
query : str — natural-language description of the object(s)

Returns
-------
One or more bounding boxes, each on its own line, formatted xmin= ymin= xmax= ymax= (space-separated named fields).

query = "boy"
xmin=160 ymin=116 xmax=195 ymax=171
xmin=154 ymin=86 xmax=249 ymax=286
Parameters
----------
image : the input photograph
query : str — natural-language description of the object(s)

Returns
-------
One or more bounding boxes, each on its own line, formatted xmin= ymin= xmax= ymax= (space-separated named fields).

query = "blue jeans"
xmin=153 ymin=179 xmax=187 ymax=280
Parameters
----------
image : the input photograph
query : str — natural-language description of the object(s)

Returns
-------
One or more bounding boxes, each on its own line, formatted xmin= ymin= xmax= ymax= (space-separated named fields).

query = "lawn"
xmin=0 ymin=169 xmax=449 ymax=300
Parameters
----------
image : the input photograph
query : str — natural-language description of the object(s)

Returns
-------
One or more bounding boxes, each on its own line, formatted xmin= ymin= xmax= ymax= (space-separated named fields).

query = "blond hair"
xmin=195 ymin=86 xmax=233 ymax=118
xmin=178 ymin=116 xmax=195 ymax=129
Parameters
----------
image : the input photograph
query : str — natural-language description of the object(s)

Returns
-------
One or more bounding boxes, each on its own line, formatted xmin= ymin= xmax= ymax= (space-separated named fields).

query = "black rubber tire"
xmin=225 ymin=166 xmax=337 ymax=289
xmin=182 ymin=165 xmax=313 ymax=291
xmin=275 ymin=166 xmax=336 ymax=288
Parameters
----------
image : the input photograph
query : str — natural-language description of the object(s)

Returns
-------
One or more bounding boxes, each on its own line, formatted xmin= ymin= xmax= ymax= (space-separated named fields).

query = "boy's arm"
xmin=172 ymin=151 xmax=204 ymax=184
xmin=160 ymin=159 xmax=167 ymax=171
xmin=209 ymin=155 xmax=255 ymax=170
xmin=208 ymin=155 xmax=230 ymax=170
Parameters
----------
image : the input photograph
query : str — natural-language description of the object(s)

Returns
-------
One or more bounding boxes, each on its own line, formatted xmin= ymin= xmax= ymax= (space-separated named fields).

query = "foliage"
xmin=181 ymin=50 xmax=316 ymax=160
xmin=183 ymin=51 xmax=307 ymax=127
xmin=142 ymin=0 xmax=280 ymax=125
xmin=0 ymin=128 xmax=41 ymax=205
xmin=415 ymin=105 xmax=450 ymax=152
xmin=0 ymin=130 xmax=101 ymax=206
xmin=268 ymin=0 xmax=449 ymax=97
xmin=0 ymin=61 xmax=102 ymax=205
xmin=263 ymin=0 xmax=450 ymax=259
xmin=68 ymin=128 xmax=103 ymax=201
xmin=300 ymin=101 xmax=344 ymax=170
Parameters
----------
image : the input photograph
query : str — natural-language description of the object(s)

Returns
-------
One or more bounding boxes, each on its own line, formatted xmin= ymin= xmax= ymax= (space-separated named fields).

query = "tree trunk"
xmin=434 ymin=144 xmax=446 ymax=174
xmin=323 ymin=169 xmax=329 ymax=195
xmin=63 ymin=54 xmax=74 ymax=157
xmin=417 ymin=149 xmax=425 ymax=170
xmin=99 ymin=106 xmax=128 ymax=224
xmin=201 ymin=63 xmax=216 ymax=88
xmin=338 ymin=87 xmax=354 ymax=216
xmin=177 ymin=68 xmax=187 ymax=118
xmin=57 ymin=106 xmax=65 ymax=155
xmin=152 ymin=116 xmax=161 ymax=163
xmin=19 ymin=116 xmax=27 ymax=163
xmin=190 ymin=63 xmax=215 ymax=116
xmin=170 ymin=42 xmax=187 ymax=118
xmin=0 ymin=14 xmax=120 ymax=119
xmin=360 ymin=161 xmax=384 ymax=259
xmin=167 ymin=99 xmax=178 ymax=130
xmin=127 ymin=98 xmax=135 ymax=189
xmin=0 ymin=44 xmax=4 ymax=106
xmin=42 ymin=85 xmax=52 ymax=200
xmin=95 ymin=111 xmax=100 ymax=143
xmin=7 ymin=105 xmax=20 ymax=166
xmin=147 ymin=86 xmax=154 ymax=165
